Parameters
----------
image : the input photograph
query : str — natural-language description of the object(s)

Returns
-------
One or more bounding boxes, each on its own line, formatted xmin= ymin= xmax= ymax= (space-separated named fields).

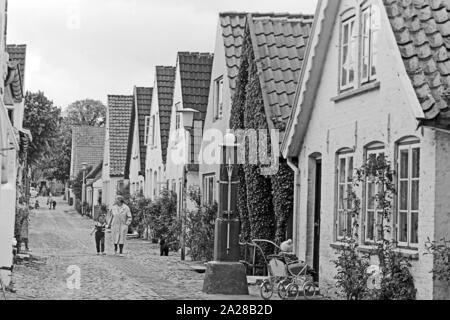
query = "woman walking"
xmin=107 ymin=196 xmax=132 ymax=257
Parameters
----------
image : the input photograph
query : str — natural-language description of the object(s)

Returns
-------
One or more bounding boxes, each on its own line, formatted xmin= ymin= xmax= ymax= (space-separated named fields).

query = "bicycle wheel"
xmin=286 ymin=283 xmax=300 ymax=300
xmin=277 ymin=279 xmax=291 ymax=300
xmin=260 ymin=280 xmax=274 ymax=300
xmin=303 ymin=281 xmax=317 ymax=299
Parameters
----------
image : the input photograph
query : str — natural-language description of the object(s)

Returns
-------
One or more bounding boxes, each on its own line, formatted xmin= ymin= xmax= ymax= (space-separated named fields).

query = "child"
xmin=52 ymin=200 xmax=57 ymax=210
xmin=91 ymin=215 xmax=107 ymax=255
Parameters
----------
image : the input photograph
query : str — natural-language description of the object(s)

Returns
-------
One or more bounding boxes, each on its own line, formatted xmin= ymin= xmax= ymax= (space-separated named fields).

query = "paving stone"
xmin=4 ymin=197 xmax=263 ymax=301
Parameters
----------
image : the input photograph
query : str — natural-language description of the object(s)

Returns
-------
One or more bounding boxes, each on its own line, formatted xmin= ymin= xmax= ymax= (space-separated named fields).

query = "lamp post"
xmin=202 ymin=132 xmax=249 ymax=295
xmin=177 ymin=108 xmax=199 ymax=261
xmin=81 ymin=163 xmax=88 ymax=216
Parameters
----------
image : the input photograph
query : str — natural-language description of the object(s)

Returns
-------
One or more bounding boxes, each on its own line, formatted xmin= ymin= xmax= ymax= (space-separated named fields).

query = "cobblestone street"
xmin=6 ymin=197 xmax=260 ymax=300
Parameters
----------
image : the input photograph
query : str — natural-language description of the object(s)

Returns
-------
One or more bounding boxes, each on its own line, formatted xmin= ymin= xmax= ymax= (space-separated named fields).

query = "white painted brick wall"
xmin=291 ymin=0 xmax=447 ymax=300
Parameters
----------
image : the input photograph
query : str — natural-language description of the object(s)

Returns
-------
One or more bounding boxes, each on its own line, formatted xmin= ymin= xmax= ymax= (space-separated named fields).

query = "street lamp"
xmin=177 ymin=108 xmax=199 ymax=261
xmin=202 ymin=132 xmax=249 ymax=295
xmin=81 ymin=163 xmax=88 ymax=216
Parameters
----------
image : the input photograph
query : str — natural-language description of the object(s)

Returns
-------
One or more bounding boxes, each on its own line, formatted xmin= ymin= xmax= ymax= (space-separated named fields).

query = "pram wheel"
xmin=260 ymin=280 xmax=274 ymax=300
xmin=303 ymin=281 xmax=317 ymax=299
xmin=277 ymin=279 xmax=291 ymax=300
xmin=286 ymin=283 xmax=300 ymax=300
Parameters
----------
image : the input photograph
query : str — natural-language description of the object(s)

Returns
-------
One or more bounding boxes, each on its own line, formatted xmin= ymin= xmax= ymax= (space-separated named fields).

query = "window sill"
xmin=332 ymin=81 xmax=380 ymax=103
xmin=330 ymin=243 xmax=419 ymax=260
xmin=330 ymin=242 xmax=348 ymax=250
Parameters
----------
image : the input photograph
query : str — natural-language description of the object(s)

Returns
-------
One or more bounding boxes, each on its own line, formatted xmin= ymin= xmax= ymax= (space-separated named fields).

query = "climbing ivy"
xmin=230 ymin=28 xmax=294 ymax=252
xmin=271 ymin=159 xmax=294 ymax=244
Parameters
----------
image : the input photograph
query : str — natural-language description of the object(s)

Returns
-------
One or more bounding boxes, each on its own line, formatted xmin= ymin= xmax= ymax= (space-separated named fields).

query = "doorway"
xmin=313 ymin=159 xmax=322 ymax=282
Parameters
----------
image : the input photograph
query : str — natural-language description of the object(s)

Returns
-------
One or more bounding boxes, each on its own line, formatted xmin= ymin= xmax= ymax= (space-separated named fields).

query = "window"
xmin=151 ymin=115 xmax=156 ymax=147
xmin=144 ymin=116 xmax=151 ymax=146
xmin=214 ymin=76 xmax=224 ymax=120
xmin=336 ymin=152 xmax=354 ymax=240
xmin=203 ymin=174 xmax=215 ymax=205
xmin=171 ymin=179 xmax=176 ymax=195
xmin=7 ymin=108 xmax=13 ymax=126
xmin=340 ymin=16 xmax=356 ymax=90
xmin=365 ymin=147 xmax=385 ymax=243
xmin=361 ymin=5 xmax=378 ymax=83
xmin=398 ymin=143 xmax=420 ymax=247
xmin=175 ymin=103 xmax=181 ymax=130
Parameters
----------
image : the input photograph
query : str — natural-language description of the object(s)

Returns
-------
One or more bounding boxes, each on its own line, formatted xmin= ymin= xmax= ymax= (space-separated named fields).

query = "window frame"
xmin=214 ymin=76 xmax=224 ymax=121
xmin=336 ymin=151 xmax=355 ymax=241
xmin=144 ymin=116 xmax=151 ymax=146
xmin=360 ymin=4 xmax=378 ymax=85
xmin=339 ymin=15 xmax=356 ymax=92
xmin=397 ymin=142 xmax=420 ymax=249
xmin=363 ymin=146 xmax=385 ymax=244
xmin=151 ymin=115 xmax=156 ymax=148
xmin=175 ymin=102 xmax=181 ymax=130
xmin=203 ymin=174 xmax=216 ymax=205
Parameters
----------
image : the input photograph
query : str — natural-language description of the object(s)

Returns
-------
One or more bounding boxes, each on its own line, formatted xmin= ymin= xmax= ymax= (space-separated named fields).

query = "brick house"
xmin=125 ymin=87 xmax=153 ymax=196
xmin=282 ymin=0 xmax=450 ymax=299
xmin=102 ymin=95 xmax=133 ymax=208
xmin=166 ymin=52 xmax=213 ymax=216
xmin=144 ymin=66 xmax=176 ymax=200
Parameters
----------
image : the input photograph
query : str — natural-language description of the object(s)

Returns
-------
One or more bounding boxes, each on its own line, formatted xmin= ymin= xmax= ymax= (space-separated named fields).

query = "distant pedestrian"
xmin=52 ymin=200 xmax=57 ymax=210
xmin=47 ymin=194 xmax=53 ymax=210
xmin=107 ymin=196 xmax=132 ymax=257
xmin=160 ymin=237 xmax=169 ymax=256
xmin=91 ymin=215 xmax=107 ymax=255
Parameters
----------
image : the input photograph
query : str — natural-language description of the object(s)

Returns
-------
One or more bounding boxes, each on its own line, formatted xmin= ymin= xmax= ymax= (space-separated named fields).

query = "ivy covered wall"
xmin=230 ymin=28 xmax=294 ymax=248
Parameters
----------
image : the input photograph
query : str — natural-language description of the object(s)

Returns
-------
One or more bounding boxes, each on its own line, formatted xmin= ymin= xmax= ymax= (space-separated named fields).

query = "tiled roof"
xmin=5 ymin=45 xmax=27 ymax=104
xmin=155 ymin=66 xmax=176 ymax=164
xmin=108 ymin=95 xmax=134 ymax=177
xmin=71 ymin=126 xmax=105 ymax=178
xmin=177 ymin=52 xmax=214 ymax=122
xmin=7 ymin=45 xmax=26 ymax=87
xmin=86 ymin=161 xmax=103 ymax=182
xmin=384 ymin=0 xmax=450 ymax=123
xmin=135 ymin=87 xmax=153 ymax=171
xmin=220 ymin=13 xmax=247 ymax=96
xmin=246 ymin=13 xmax=313 ymax=131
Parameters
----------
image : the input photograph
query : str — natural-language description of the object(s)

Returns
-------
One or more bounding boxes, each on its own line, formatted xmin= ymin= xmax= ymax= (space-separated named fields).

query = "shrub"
xmin=186 ymin=187 xmax=217 ymax=262
xmin=148 ymin=190 xmax=180 ymax=251
xmin=333 ymin=240 xmax=371 ymax=300
xmin=426 ymin=238 xmax=450 ymax=282
xmin=333 ymin=154 xmax=416 ymax=300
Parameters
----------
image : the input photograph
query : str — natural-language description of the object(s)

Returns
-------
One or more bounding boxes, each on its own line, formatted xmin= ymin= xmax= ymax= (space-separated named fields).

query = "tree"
xmin=23 ymin=91 xmax=62 ymax=168
xmin=65 ymin=99 xmax=106 ymax=127
xmin=45 ymin=117 xmax=72 ymax=183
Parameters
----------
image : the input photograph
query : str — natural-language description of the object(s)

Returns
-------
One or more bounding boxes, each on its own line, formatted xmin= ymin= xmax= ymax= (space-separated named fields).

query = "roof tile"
xmin=155 ymin=66 xmax=176 ymax=164
xmin=71 ymin=126 xmax=105 ymax=178
xmin=246 ymin=13 xmax=313 ymax=131
xmin=108 ymin=95 xmax=134 ymax=176
xmin=384 ymin=0 xmax=450 ymax=120
xmin=177 ymin=52 xmax=214 ymax=122
xmin=134 ymin=87 xmax=153 ymax=171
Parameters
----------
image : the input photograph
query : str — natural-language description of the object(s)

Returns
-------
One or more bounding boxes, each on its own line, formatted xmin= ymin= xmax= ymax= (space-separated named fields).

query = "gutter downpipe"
xmin=287 ymin=156 xmax=300 ymax=256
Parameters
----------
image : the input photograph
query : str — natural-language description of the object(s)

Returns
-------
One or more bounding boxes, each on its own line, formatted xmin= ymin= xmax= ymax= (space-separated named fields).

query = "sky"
xmin=8 ymin=0 xmax=318 ymax=109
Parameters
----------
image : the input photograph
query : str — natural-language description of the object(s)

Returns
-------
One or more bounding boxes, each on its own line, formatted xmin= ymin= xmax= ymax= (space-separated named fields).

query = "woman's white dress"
xmin=109 ymin=204 xmax=132 ymax=245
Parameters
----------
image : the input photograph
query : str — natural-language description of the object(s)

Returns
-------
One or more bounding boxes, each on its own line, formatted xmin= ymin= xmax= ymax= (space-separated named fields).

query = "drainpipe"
xmin=287 ymin=157 xmax=300 ymax=255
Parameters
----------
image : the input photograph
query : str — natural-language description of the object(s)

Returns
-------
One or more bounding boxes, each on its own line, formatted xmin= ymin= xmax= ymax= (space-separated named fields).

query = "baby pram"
xmin=252 ymin=239 xmax=318 ymax=300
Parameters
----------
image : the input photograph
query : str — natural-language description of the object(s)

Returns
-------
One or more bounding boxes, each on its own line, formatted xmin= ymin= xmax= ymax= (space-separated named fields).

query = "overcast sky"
xmin=8 ymin=0 xmax=318 ymax=109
